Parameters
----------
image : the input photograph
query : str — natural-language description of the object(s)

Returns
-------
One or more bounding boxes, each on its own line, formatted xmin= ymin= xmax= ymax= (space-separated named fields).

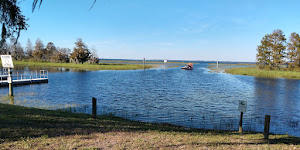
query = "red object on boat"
xmin=188 ymin=63 xmax=193 ymax=68
xmin=181 ymin=63 xmax=193 ymax=70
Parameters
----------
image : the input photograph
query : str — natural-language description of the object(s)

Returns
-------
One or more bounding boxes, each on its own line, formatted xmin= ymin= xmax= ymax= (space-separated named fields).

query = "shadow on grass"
xmin=0 ymin=103 xmax=299 ymax=146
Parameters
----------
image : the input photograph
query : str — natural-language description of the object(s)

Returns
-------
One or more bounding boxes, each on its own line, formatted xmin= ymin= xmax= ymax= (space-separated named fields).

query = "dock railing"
xmin=0 ymin=70 xmax=48 ymax=82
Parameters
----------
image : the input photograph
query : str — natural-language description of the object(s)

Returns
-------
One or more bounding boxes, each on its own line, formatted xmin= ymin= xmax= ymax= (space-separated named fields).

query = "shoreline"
xmin=0 ymin=103 xmax=299 ymax=149
xmin=5 ymin=60 xmax=157 ymax=71
xmin=207 ymin=63 xmax=300 ymax=79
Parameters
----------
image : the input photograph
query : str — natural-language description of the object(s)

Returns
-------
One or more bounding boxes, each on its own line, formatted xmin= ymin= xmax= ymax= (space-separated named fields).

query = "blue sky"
xmin=18 ymin=0 xmax=300 ymax=62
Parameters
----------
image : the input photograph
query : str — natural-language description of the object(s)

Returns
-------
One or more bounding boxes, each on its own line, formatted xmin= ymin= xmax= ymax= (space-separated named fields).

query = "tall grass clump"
xmin=225 ymin=67 xmax=300 ymax=79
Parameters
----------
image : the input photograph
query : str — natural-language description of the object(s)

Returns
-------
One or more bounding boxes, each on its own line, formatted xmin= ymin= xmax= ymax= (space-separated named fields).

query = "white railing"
xmin=0 ymin=70 xmax=48 ymax=82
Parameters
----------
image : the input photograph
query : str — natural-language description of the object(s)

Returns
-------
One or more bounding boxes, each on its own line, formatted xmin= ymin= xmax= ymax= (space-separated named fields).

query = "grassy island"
xmin=225 ymin=67 xmax=300 ymax=79
xmin=8 ymin=61 xmax=156 ymax=71
xmin=207 ymin=63 xmax=300 ymax=79
xmin=0 ymin=103 xmax=299 ymax=149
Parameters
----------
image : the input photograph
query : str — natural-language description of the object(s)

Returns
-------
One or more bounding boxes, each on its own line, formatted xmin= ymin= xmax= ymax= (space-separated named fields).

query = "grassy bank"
xmin=207 ymin=63 xmax=255 ymax=73
xmin=0 ymin=103 xmax=299 ymax=149
xmin=7 ymin=61 xmax=156 ymax=71
xmin=225 ymin=67 xmax=300 ymax=79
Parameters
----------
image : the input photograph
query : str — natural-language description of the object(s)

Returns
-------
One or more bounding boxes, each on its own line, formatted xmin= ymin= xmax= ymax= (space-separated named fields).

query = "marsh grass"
xmin=0 ymin=103 xmax=299 ymax=149
xmin=4 ymin=61 xmax=156 ymax=71
xmin=226 ymin=67 xmax=300 ymax=79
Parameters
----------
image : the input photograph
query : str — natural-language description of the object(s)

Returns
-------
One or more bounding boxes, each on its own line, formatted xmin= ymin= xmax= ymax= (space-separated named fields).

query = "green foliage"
xmin=0 ymin=0 xmax=28 ymax=48
xmin=70 ymin=38 xmax=91 ymax=64
xmin=256 ymin=29 xmax=300 ymax=71
xmin=287 ymin=32 xmax=300 ymax=69
xmin=32 ymin=38 xmax=45 ymax=61
xmin=226 ymin=67 xmax=300 ymax=79
xmin=10 ymin=60 xmax=155 ymax=70
xmin=256 ymin=29 xmax=286 ymax=69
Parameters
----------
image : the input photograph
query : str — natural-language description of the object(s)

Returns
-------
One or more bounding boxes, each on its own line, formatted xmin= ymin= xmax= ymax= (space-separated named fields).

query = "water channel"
xmin=0 ymin=62 xmax=299 ymax=137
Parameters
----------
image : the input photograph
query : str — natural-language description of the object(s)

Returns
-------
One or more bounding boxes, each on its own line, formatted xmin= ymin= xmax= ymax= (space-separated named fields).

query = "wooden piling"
xmin=264 ymin=115 xmax=271 ymax=139
xmin=92 ymin=97 xmax=97 ymax=119
xmin=239 ymin=112 xmax=243 ymax=133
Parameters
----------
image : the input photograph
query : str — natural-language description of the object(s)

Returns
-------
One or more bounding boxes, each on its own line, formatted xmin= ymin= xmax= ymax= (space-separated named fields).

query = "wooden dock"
xmin=0 ymin=70 xmax=48 ymax=87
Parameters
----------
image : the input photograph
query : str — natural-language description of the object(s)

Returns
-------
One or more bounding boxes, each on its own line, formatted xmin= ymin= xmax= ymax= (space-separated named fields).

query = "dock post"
xmin=8 ymin=68 xmax=13 ymax=97
xmin=239 ymin=112 xmax=243 ymax=133
xmin=264 ymin=115 xmax=271 ymax=139
xmin=92 ymin=97 xmax=97 ymax=119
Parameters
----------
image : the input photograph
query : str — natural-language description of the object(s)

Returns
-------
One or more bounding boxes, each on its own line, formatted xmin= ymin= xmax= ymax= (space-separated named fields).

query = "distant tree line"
xmin=256 ymin=29 xmax=300 ymax=70
xmin=0 ymin=38 xmax=99 ymax=64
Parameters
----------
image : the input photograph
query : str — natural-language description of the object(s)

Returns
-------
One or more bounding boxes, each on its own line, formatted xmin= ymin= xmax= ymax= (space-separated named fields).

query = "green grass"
xmin=0 ymin=103 xmax=299 ymax=149
xmin=99 ymin=59 xmax=189 ymax=64
xmin=225 ymin=67 xmax=300 ymax=79
xmin=5 ymin=61 xmax=157 ymax=71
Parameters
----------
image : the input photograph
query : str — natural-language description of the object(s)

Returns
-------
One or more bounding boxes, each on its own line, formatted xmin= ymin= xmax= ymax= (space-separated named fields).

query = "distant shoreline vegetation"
xmin=208 ymin=29 xmax=300 ymax=79
xmin=207 ymin=63 xmax=300 ymax=79
xmin=256 ymin=29 xmax=300 ymax=71
xmin=1 ymin=61 xmax=156 ymax=71
xmin=225 ymin=67 xmax=300 ymax=79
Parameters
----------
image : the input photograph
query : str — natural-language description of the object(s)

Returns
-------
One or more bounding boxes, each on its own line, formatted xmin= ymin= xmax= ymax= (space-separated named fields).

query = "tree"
xmin=45 ymin=42 xmax=56 ymax=60
xmin=256 ymin=29 xmax=287 ymax=70
xmin=70 ymin=38 xmax=91 ymax=64
xmin=0 ymin=42 xmax=9 ymax=55
xmin=11 ymin=42 xmax=25 ymax=60
xmin=269 ymin=29 xmax=287 ymax=68
xmin=1 ymin=0 xmax=96 ymax=49
xmin=32 ymin=38 xmax=45 ymax=61
xmin=8 ymin=38 xmax=25 ymax=60
xmin=51 ymin=47 xmax=70 ymax=63
xmin=26 ymin=38 xmax=33 ymax=58
xmin=287 ymin=32 xmax=300 ymax=68
xmin=256 ymin=34 xmax=272 ymax=68
xmin=89 ymin=46 xmax=99 ymax=64
xmin=0 ymin=0 xmax=28 ymax=48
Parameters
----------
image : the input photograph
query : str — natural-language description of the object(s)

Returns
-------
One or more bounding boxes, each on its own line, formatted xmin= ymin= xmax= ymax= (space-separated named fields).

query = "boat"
xmin=181 ymin=63 xmax=193 ymax=70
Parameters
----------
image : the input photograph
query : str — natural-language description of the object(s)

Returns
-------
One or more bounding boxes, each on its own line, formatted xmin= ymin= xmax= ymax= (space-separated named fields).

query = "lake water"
xmin=0 ymin=62 xmax=299 ymax=137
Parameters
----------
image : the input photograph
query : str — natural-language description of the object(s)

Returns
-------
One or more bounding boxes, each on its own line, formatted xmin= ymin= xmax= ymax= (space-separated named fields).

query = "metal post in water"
xmin=36 ymin=71 xmax=37 ymax=78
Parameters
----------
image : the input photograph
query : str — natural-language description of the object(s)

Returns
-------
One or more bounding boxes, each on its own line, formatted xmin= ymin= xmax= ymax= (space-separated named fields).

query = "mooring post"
xmin=92 ymin=97 xmax=97 ymax=119
xmin=143 ymin=58 xmax=145 ymax=69
xmin=8 ymin=68 xmax=13 ymax=97
xmin=264 ymin=115 xmax=271 ymax=139
xmin=239 ymin=111 xmax=243 ymax=133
